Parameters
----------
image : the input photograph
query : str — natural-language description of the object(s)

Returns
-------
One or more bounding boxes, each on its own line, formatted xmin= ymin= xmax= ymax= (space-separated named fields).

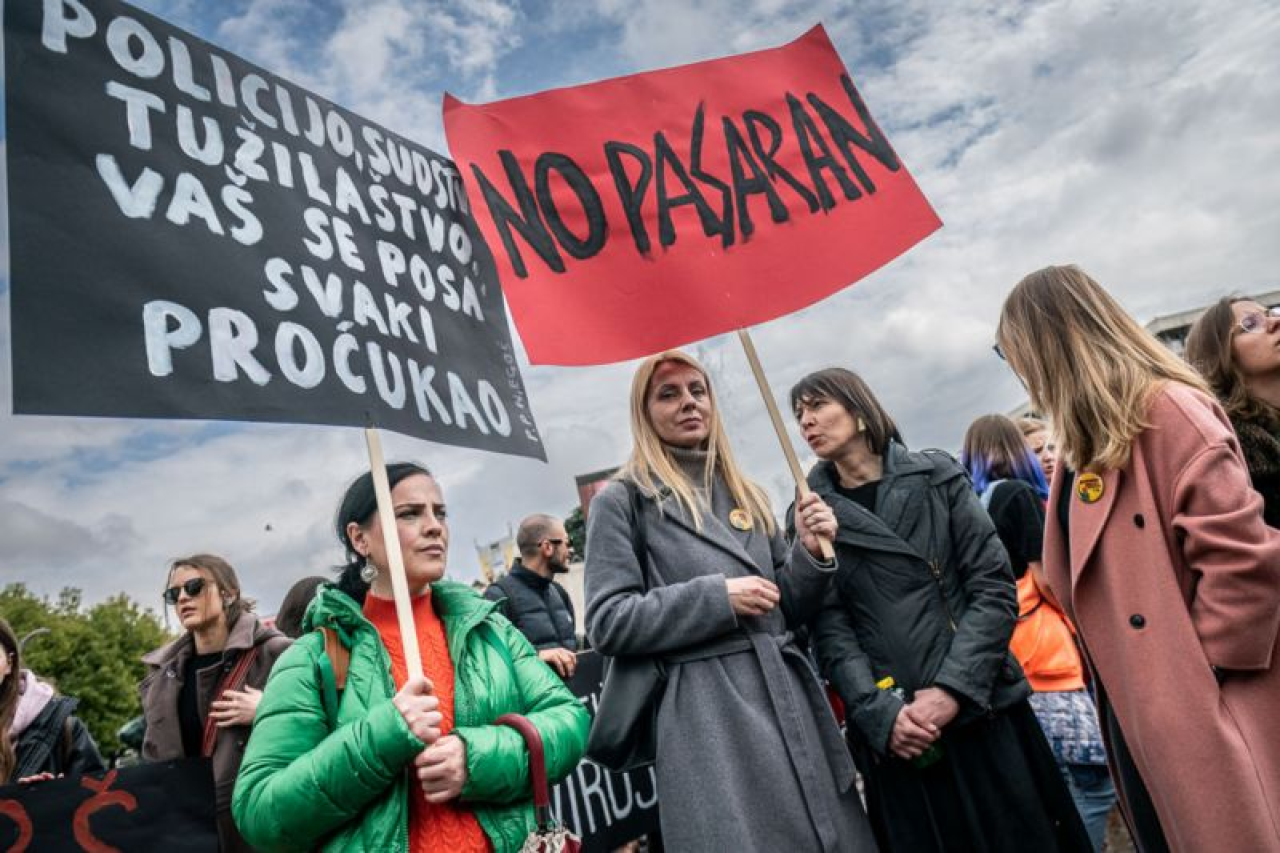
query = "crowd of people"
xmin=5 ymin=264 xmax=1280 ymax=853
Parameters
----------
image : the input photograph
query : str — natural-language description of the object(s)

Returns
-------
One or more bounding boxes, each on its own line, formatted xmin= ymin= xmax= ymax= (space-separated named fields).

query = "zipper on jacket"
xmin=929 ymin=560 xmax=957 ymax=631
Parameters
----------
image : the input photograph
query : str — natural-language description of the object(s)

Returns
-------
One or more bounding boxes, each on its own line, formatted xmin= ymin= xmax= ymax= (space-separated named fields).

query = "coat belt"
xmin=668 ymin=630 xmax=857 ymax=853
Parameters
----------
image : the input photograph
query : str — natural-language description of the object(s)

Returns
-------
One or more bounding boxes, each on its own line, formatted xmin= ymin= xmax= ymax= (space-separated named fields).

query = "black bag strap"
xmin=622 ymin=480 xmax=653 ymax=592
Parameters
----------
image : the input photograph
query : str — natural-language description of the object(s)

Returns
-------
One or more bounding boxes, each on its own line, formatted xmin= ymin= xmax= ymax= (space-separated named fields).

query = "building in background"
xmin=574 ymin=467 xmax=617 ymax=520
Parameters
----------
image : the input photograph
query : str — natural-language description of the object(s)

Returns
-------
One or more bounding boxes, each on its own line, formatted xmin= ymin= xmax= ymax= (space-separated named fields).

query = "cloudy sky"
xmin=2 ymin=0 xmax=1278 ymax=619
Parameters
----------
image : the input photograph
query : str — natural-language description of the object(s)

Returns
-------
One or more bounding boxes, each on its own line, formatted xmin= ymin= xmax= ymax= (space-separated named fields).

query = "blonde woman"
xmin=996 ymin=265 xmax=1280 ymax=852
xmin=585 ymin=350 xmax=875 ymax=852
xmin=1017 ymin=417 xmax=1058 ymax=483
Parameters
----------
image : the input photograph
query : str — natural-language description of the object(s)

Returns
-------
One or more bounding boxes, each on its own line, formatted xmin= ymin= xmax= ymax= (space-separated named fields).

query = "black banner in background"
xmin=556 ymin=651 xmax=661 ymax=851
xmin=0 ymin=759 xmax=218 ymax=852
xmin=4 ymin=0 xmax=543 ymax=459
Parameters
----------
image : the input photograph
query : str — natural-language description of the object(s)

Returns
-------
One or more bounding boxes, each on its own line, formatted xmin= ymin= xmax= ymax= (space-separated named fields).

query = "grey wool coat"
xmin=585 ymin=463 xmax=877 ymax=852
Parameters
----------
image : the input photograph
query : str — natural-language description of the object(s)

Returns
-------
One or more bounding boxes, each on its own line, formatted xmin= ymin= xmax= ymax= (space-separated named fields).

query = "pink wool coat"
xmin=1044 ymin=383 xmax=1280 ymax=853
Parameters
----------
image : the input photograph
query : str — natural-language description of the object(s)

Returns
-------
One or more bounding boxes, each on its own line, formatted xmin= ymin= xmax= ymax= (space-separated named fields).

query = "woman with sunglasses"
xmin=1185 ymin=298 xmax=1280 ymax=527
xmin=234 ymin=463 xmax=589 ymax=853
xmin=997 ymin=265 xmax=1280 ymax=852
xmin=140 ymin=554 xmax=291 ymax=853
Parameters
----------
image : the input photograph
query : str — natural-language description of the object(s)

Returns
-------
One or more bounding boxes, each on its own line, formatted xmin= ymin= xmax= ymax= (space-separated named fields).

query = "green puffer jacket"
xmin=232 ymin=581 xmax=590 ymax=852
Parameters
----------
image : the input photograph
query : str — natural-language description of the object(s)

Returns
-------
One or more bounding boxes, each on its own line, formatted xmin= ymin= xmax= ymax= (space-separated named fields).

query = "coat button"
xmin=1133 ymin=514 xmax=1145 ymax=528
xmin=1130 ymin=614 xmax=1146 ymax=629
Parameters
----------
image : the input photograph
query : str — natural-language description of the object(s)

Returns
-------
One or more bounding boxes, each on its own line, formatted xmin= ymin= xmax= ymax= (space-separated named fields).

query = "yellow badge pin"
xmin=1076 ymin=473 xmax=1105 ymax=504
xmin=728 ymin=508 xmax=753 ymax=531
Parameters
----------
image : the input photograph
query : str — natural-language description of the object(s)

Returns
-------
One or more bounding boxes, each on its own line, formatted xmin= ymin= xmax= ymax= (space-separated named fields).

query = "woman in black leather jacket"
xmin=790 ymin=368 xmax=1089 ymax=853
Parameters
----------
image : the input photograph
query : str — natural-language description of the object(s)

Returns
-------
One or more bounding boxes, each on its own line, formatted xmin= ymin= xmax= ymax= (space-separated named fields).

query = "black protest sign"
xmin=0 ymin=760 xmax=218 ymax=852
xmin=554 ymin=651 xmax=660 ymax=851
xmin=4 ymin=0 xmax=543 ymax=458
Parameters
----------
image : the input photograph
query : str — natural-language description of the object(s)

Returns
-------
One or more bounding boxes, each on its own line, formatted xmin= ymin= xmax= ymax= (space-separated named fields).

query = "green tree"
xmin=1 ymin=583 xmax=171 ymax=757
xmin=565 ymin=505 xmax=586 ymax=557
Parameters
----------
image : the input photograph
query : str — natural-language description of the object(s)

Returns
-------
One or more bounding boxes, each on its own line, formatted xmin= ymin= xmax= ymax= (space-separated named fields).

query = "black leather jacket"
xmin=807 ymin=443 xmax=1029 ymax=755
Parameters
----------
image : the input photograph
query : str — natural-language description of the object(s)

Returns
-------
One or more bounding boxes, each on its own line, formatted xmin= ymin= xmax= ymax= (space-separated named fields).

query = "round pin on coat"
xmin=728 ymin=508 xmax=753 ymax=530
xmin=1076 ymin=473 xmax=1105 ymax=504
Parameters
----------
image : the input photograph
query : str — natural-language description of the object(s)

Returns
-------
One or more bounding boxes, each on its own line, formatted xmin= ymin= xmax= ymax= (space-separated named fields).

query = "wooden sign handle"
xmin=364 ymin=426 xmax=425 ymax=682
xmin=737 ymin=329 xmax=835 ymax=562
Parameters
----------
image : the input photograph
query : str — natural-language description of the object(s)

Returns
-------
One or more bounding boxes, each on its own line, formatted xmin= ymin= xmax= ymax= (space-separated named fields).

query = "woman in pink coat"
xmin=995 ymin=265 xmax=1280 ymax=852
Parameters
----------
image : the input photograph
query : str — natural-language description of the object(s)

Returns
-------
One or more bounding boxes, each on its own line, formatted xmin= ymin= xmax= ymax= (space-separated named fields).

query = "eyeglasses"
xmin=1234 ymin=307 xmax=1280 ymax=336
xmin=163 ymin=577 xmax=208 ymax=605
xmin=992 ymin=343 xmax=1006 ymax=362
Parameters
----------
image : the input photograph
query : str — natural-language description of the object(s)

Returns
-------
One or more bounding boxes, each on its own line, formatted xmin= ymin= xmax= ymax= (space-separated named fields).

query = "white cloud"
xmin=2 ymin=0 xmax=1278 ymax=613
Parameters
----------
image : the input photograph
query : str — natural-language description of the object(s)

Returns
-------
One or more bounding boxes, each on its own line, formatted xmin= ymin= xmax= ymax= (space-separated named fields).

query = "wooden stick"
xmin=364 ymin=425 xmax=424 ymax=682
xmin=737 ymin=328 xmax=834 ymax=561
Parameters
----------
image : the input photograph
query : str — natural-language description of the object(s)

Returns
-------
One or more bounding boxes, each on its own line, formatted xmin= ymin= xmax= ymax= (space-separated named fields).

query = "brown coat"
xmin=1044 ymin=383 xmax=1280 ymax=852
xmin=140 ymin=613 xmax=290 ymax=852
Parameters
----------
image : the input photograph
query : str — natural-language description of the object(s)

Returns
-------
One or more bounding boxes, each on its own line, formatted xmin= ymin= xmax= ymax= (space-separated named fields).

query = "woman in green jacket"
xmin=233 ymin=463 xmax=589 ymax=853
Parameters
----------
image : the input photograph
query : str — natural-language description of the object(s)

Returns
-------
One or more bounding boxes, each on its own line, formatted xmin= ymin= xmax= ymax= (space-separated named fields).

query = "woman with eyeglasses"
xmin=791 ymin=368 xmax=1089 ymax=853
xmin=1185 ymin=297 xmax=1280 ymax=527
xmin=996 ymin=265 xmax=1280 ymax=852
xmin=234 ymin=463 xmax=589 ymax=853
xmin=140 ymin=554 xmax=291 ymax=853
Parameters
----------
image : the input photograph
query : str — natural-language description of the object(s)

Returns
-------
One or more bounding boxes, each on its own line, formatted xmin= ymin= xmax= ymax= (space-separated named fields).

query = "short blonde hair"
xmin=619 ymin=350 xmax=775 ymax=535
xmin=995 ymin=265 xmax=1208 ymax=471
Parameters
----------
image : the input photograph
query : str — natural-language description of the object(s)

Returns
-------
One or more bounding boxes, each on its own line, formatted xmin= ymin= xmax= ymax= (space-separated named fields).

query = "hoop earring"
xmin=360 ymin=562 xmax=379 ymax=583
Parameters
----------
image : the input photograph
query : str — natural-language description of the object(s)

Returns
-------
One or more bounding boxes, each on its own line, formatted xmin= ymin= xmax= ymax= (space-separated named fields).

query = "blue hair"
xmin=962 ymin=447 xmax=1049 ymax=500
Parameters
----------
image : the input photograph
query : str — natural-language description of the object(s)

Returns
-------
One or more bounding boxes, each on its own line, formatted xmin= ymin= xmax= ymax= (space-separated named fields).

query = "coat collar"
xmin=652 ymin=486 xmax=764 ymax=576
xmin=806 ymin=446 xmax=934 ymax=559
xmin=142 ymin=612 xmax=269 ymax=668
xmin=1062 ymin=467 xmax=1124 ymax=588
xmin=305 ymin=581 xmax=498 ymax=664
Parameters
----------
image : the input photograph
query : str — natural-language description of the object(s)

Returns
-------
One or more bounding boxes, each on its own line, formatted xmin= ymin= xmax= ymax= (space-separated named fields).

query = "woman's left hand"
xmin=210 ymin=685 xmax=263 ymax=727
xmin=415 ymin=734 xmax=469 ymax=803
xmin=794 ymin=492 xmax=837 ymax=558
xmin=908 ymin=687 xmax=960 ymax=730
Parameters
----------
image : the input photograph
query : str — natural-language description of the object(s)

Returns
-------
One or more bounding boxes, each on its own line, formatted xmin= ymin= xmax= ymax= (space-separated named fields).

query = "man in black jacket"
xmin=484 ymin=514 xmax=579 ymax=678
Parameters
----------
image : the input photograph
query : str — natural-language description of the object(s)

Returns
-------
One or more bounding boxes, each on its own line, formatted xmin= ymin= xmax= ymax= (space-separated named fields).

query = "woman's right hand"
xmin=726 ymin=576 xmax=781 ymax=616
xmin=888 ymin=705 xmax=939 ymax=760
xmin=393 ymin=675 xmax=443 ymax=746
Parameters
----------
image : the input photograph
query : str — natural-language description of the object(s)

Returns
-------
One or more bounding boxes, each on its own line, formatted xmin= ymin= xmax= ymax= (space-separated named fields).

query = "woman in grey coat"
xmin=585 ymin=350 xmax=877 ymax=852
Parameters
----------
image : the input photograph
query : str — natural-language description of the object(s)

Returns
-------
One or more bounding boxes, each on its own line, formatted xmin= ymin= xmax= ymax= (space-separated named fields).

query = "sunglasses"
xmin=543 ymin=538 xmax=570 ymax=548
xmin=992 ymin=343 xmax=1006 ymax=362
xmin=1234 ymin=307 xmax=1280 ymax=336
xmin=163 ymin=577 xmax=209 ymax=605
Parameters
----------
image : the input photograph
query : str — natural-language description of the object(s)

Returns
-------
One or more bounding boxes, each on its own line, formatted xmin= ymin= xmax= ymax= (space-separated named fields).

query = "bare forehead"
xmin=1232 ymin=300 xmax=1267 ymax=318
xmin=650 ymin=361 xmax=705 ymax=387
xmin=390 ymin=473 xmax=444 ymax=504
xmin=170 ymin=564 xmax=209 ymax=582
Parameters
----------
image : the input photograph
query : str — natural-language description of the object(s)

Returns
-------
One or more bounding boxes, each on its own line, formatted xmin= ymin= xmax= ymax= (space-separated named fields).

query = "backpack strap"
xmin=979 ymin=479 xmax=1007 ymax=510
xmin=313 ymin=626 xmax=349 ymax=729
xmin=320 ymin=627 xmax=349 ymax=691
xmin=200 ymin=645 xmax=260 ymax=757
xmin=59 ymin=716 xmax=76 ymax=771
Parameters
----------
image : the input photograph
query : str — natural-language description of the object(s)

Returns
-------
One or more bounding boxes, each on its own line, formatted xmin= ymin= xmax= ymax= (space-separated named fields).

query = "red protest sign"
xmin=444 ymin=25 xmax=941 ymax=366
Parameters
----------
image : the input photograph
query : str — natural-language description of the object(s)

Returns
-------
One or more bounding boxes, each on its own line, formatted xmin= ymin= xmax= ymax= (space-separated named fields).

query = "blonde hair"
xmin=619 ymin=350 xmax=776 ymax=535
xmin=1016 ymin=416 xmax=1048 ymax=438
xmin=995 ymin=265 xmax=1209 ymax=471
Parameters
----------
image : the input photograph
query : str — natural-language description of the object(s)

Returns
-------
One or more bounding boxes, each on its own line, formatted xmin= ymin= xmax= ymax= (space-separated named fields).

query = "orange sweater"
xmin=364 ymin=592 xmax=490 ymax=853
